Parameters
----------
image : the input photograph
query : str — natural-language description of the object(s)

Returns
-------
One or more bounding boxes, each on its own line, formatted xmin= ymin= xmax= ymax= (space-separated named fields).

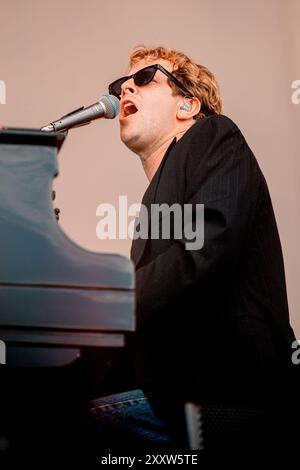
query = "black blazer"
xmin=130 ymin=115 xmax=296 ymax=422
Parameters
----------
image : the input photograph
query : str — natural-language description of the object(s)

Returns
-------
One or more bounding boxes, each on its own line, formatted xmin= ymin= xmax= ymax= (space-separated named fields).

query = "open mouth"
xmin=122 ymin=102 xmax=138 ymax=118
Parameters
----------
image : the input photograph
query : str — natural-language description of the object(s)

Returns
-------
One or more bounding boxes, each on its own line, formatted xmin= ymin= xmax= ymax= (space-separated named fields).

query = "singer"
xmin=78 ymin=46 xmax=298 ymax=455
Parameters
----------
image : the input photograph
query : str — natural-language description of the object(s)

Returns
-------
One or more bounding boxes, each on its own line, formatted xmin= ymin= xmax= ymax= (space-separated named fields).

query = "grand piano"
xmin=0 ymin=129 xmax=135 ymax=460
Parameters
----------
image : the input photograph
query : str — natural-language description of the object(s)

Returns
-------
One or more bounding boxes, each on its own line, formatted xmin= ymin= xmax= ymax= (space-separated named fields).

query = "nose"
xmin=121 ymin=77 xmax=138 ymax=98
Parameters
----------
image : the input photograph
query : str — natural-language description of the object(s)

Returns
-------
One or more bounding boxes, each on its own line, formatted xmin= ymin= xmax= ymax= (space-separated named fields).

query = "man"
xmin=82 ymin=46 xmax=297 ymax=452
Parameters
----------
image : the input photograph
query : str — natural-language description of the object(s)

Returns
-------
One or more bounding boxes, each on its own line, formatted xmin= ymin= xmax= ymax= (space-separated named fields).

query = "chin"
xmin=120 ymin=128 xmax=142 ymax=152
xmin=120 ymin=129 xmax=133 ymax=145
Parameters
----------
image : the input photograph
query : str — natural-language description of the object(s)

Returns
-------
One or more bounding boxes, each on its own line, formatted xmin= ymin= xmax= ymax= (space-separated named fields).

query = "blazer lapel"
xmin=130 ymin=137 xmax=177 ymax=268
xmin=130 ymin=177 xmax=156 ymax=268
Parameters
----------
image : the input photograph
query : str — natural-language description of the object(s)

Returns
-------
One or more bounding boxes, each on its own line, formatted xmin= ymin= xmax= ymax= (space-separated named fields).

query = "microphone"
xmin=41 ymin=94 xmax=120 ymax=132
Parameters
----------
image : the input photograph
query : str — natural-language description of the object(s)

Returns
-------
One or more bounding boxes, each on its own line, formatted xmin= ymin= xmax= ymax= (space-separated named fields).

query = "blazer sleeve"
xmin=135 ymin=115 xmax=261 ymax=328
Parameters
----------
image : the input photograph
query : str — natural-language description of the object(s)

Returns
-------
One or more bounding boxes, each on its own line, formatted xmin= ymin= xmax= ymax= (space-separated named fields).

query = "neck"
xmin=139 ymin=128 xmax=190 ymax=182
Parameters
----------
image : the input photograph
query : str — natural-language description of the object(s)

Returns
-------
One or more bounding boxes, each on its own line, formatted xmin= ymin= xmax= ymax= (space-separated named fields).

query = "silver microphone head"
xmin=100 ymin=94 xmax=120 ymax=119
xmin=41 ymin=94 xmax=120 ymax=132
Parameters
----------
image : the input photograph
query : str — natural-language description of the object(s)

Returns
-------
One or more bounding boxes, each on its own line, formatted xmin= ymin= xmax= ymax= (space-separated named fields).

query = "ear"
xmin=177 ymin=97 xmax=201 ymax=121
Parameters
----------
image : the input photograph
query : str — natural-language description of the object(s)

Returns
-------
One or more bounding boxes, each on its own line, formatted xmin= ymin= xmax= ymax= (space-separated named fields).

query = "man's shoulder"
xmin=187 ymin=114 xmax=240 ymax=142
xmin=173 ymin=115 xmax=243 ymax=165
xmin=177 ymin=114 xmax=262 ymax=184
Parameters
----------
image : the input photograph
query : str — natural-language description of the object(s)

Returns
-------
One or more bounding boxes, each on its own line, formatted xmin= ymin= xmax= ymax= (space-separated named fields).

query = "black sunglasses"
xmin=108 ymin=64 xmax=191 ymax=100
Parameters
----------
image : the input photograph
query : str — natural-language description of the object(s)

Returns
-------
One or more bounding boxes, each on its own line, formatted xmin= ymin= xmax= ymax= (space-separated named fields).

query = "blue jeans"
xmin=80 ymin=389 xmax=172 ymax=452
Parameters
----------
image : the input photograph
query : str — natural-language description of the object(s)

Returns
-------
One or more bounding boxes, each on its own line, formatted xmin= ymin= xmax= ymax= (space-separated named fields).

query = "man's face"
xmin=119 ymin=58 xmax=182 ymax=157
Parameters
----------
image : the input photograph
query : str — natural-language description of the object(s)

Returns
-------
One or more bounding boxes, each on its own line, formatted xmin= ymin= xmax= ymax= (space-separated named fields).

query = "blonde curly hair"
xmin=129 ymin=45 xmax=223 ymax=120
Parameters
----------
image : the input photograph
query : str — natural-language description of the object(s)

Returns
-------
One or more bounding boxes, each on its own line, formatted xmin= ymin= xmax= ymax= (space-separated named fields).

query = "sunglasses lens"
xmin=108 ymin=66 xmax=157 ymax=98
xmin=109 ymin=79 xmax=125 ymax=99
xmin=134 ymin=67 xmax=156 ymax=86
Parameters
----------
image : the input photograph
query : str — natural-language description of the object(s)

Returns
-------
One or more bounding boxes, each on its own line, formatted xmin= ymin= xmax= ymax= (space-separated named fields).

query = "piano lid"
xmin=0 ymin=128 xmax=66 ymax=151
xmin=0 ymin=128 xmax=134 ymax=290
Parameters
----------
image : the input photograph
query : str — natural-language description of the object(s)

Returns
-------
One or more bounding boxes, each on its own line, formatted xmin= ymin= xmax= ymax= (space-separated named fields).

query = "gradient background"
xmin=0 ymin=0 xmax=299 ymax=334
